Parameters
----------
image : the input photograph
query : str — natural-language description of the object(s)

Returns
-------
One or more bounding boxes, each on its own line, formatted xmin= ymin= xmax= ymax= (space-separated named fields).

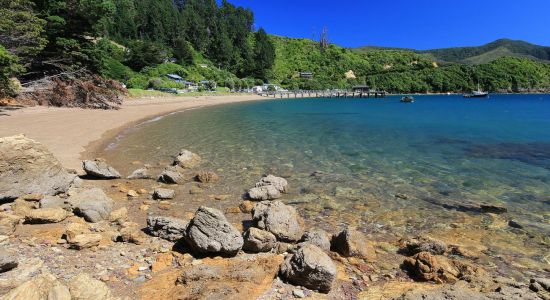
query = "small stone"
xmin=239 ymin=201 xmax=254 ymax=213
xmin=508 ymin=220 xmax=523 ymax=229
xmin=293 ymin=289 xmax=305 ymax=298
xmin=0 ymin=250 xmax=18 ymax=273
xmin=331 ymin=227 xmax=376 ymax=260
xmin=128 ymin=168 xmax=151 ymax=180
xmin=301 ymin=229 xmax=331 ymax=252
xmin=157 ymin=167 xmax=184 ymax=184
xmin=139 ymin=204 xmax=150 ymax=211
xmin=108 ymin=207 xmax=128 ymax=223
xmin=252 ymin=201 xmax=304 ymax=242
xmin=153 ymin=188 xmax=175 ymax=200
xmin=82 ymin=159 xmax=121 ymax=179
xmin=248 ymin=185 xmax=281 ymax=201
xmin=146 ymin=216 xmax=189 ymax=241
xmin=243 ymin=227 xmax=277 ymax=253
xmin=127 ymin=190 xmax=139 ymax=198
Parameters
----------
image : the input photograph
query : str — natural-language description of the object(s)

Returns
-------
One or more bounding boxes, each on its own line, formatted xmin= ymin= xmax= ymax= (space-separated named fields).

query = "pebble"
xmin=292 ymin=290 xmax=305 ymax=298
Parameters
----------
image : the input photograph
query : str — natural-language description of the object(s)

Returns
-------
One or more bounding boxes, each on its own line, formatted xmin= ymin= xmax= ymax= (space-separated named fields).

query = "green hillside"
xmin=418 ymin=39 xmax=550 ymax=64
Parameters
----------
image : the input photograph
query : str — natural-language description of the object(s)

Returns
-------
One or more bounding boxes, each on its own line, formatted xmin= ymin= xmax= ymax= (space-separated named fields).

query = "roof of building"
xmin=166 ymin=74 xmax=184 ymax=80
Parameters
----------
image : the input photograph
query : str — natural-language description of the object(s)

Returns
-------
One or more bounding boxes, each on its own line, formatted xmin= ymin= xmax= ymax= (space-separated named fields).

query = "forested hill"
xmin=418 ymin=39 xmax=550 ymax=64
xmin=356 ymin=39 xmax=550 ymax=65
xmin=1 ymin=0 xmax=550 ymax=102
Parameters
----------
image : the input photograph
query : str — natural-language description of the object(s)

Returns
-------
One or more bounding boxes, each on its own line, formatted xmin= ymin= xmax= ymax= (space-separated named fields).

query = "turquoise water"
xmin=103 ymin=95 xmax=550 ymax=255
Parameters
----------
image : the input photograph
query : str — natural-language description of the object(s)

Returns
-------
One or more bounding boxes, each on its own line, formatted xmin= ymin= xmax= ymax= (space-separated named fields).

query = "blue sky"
xmin=228 ymin=0 xmax=550 ymax=49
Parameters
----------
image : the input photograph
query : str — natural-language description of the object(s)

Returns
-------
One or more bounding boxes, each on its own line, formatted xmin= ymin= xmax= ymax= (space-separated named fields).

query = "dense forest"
xmin=1 ymin=0 xmax=550 ymax=101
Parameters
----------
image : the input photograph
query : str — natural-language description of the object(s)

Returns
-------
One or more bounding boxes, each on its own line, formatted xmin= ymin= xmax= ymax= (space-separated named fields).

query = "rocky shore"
xmin=0 ymin=134 xmax=549 ymax=299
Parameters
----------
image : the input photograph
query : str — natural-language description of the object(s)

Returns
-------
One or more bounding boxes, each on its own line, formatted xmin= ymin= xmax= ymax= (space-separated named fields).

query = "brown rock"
xmin=69 ymin=233 xmax=102 ymax=250
xmin=196 ymin=171 xmax=220 ymax=183
xmin=25 ymin=208 xmax=68 ymax=224
xmin=331 ymin=228 xmax=376 ymax=261
xmin=239 ymin=201 xmax=254 ymax=213
xmin=151 ymin=253 xmax=174 ymax=273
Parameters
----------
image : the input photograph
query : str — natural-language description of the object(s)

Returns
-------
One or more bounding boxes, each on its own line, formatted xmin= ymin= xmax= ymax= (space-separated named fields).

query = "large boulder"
xmin=301 ymin=229 xmax=331 ymax=252
xmin=82 ymin=159 xmax=121 ymax=179
xmin=279 ymin=244 xmax=337 ymax=293
xmin=248 ymin=185 xmax=281 ymax=201
xmin=252 ymin=201 xmax=304 ymax=242
xmin=146 ymin=216 xmax=188 ymax=241
xmin=67 ymin=273 xmax=113 ymax=300
xmin=0 ymin=250 xmax=18 ymax=273
xmin=242 ymin=227 xmax=277 ymax=253
xmin=331 ymin=227 xmax=376 ymax=260
xmin=184 ymin=206 xmax=243 ymax=255
xmin=173 ymin=149 xmax=201 ymax=169
xmin=255 ymin=175 xmax=288 ymax=193
xmin=67 ymin=188 xmax=114 ymax=223
xmin=0 ymin=135 xmax=76 ymax=201
xmin=0 ymin=213 xmax=20 ymax=236
xmin=0 ymin=273 xmax=71 ymax=300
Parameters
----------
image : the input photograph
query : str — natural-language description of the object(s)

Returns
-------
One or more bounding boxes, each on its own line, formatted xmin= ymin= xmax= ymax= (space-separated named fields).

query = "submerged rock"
xmin=173 ymin=149 xmax=201 ymax=169
xmin=0 ymin=135 xmax=76 ymax=201
xmin=400 ymin=236 xmax=447 ymax=255
xmin=153 ymin=188 xmax=175 ymax=200
xmin=82 ymin=159 xmax=121 ymax=179
xmin=0 ymin=250 xmax=18 ymax=273
xmin=331 ymin=227 xmax=376 ymax=260
xmin=146 ymin=216 xmax=188 ymax=241
xmin=252 ymin=201 xmax=304 ymax=242
xmin=242 ymin=227 xmax=277 ymax=253
xmin=279 ymin=244 xmax=336 ymax=293
xmin=195 ymin=171 xmax=219 ymax=183
xmin=184 ymin=206 xmax=243 ymax=255
xmin=67 ymin=188 xmax=114 ymax=223
xmin=310 ymin=171 xmax=346 ymax=183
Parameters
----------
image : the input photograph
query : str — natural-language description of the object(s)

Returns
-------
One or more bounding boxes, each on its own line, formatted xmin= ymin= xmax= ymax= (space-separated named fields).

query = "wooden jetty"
xmin=259 ymin=89 xmax=387 ymax=99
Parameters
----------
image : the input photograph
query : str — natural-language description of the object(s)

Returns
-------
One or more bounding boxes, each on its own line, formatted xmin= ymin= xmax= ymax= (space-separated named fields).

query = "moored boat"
xmin=401 ymin=96 xmax=414 ymax=103
xmin=464 ymin=84 xmax=489 ymax=98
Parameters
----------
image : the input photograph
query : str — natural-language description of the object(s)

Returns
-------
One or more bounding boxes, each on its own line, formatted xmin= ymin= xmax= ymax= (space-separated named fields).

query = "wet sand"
xmin=0 ymin=94 xmax=264 ymax=170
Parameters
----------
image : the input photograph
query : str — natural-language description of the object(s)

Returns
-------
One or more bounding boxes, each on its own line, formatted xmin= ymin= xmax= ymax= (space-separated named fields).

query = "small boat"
xmin=464 ymin=84 xmax=489 ymax=98
xmin=401 ymin=96 xmax=414 ymax=103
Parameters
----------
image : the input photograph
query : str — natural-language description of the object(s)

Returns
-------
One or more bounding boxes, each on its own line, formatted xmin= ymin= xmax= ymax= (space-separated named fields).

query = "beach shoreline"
xmin=0 ymin=94 xmax=265 ymax=170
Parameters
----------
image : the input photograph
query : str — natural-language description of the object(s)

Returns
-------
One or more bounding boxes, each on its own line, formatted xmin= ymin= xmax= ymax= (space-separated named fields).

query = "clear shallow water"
xmin=102 ymin=94 xmax=550 ymax=272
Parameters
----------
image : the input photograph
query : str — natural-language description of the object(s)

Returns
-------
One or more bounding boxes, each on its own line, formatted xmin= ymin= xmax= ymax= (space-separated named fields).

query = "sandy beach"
xmin=0 ymin=94 xmax=264 ymax=170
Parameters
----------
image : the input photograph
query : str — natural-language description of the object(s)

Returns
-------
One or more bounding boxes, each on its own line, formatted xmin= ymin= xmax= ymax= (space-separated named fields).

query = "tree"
xmin=173 ymin=38 xmax=194 ymax=65
xmin=0 ymin=45 xmax=24 ymax=97
xmin=320 ymin=26 xmax=329 ymax=52
xmin=253 ymin=28 xmax=275 ymax=80
xmin=126 ymin=40 xmax=168 ymax=71
xmin=0 ymin=0 xmax=47 ymax=63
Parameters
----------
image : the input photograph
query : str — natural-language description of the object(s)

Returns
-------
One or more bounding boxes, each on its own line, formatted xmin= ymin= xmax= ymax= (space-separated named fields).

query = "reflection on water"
xmin=101 ymin=95 xmax=550 ymax=277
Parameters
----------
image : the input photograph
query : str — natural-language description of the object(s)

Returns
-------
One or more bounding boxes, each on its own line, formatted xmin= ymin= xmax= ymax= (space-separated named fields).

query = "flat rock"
xmin=127 ymin=168 xmax=151 ymax=179
xmin=184 ymin=206 xmax=243 ymax=255
xmin=68 ymin=233 xmax=102 ymax=250
xmin=24 ymin=208 xmax=68 ymax=224
xmin=252 ymin=201 xmax=304 ymax=242
xmin=0 ymin=135 xmax=76 ymax=201
xmin=248 ymin=185 xmax=281 ymax=200
xmin=280 ymin=244 xmax=336 ymax=293
xmin=153 ymin=188 xmax=175 ymax=200
xmin=39 ymin=196 xmax=70 ymax=210
xmin=173 ymin=149 xmax=201 ymax=169
xmin=0 ymin=250 xmax=17 ymax=273
xmin=108 ymin=207 xmax=128 ymax=223
xmin=301 ymin=229 xmax=331 ymax=251
xmin=331 ymin=227 xmax=376 ymax=260
xmin=67 ymin=188 xmax=114 ymax=223
xmin=0 ymin=214 xmax=19 ymax=235
xmin=243 ymin=227 xmax=277 ymax=253
xmin=82 ymin=159 xmax=121 ymax=179
xmin=146 ymin=216 xmax=188 ymax=241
